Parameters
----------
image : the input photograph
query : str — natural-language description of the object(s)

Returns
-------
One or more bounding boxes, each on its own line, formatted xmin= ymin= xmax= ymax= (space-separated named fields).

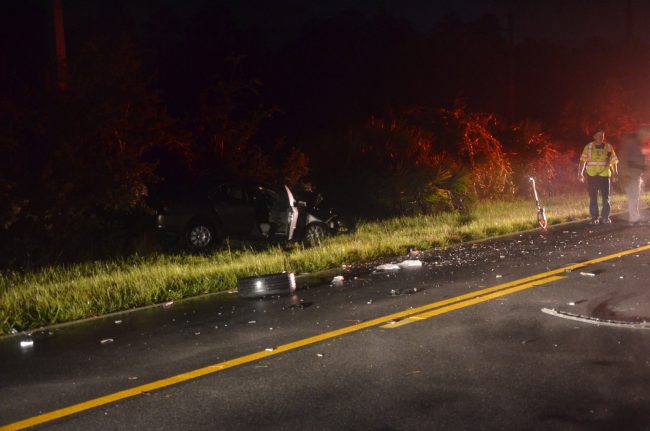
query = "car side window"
xmin=216 ymin=185 xmax=245 ymax=202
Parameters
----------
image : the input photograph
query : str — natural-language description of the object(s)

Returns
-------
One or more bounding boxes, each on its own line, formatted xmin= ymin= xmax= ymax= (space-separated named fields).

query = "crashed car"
xmin=149 ymin=183 xmax=339 ymax=251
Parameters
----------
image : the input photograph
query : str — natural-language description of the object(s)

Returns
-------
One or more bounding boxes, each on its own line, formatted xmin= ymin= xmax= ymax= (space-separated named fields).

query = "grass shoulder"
xmin=0 ymin=193 xmax=627 ymax=335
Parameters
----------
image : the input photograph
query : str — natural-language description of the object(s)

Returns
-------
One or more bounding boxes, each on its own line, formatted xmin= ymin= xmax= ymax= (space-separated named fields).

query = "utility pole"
xmin=52 ymin=0 xmax=67 ymax=91
xmin=506 ymin=5 xmax=516 ymax=125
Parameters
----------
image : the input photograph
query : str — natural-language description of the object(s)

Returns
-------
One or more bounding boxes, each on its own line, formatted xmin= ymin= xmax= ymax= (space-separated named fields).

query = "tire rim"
xmin=190 ymin=226 xmax=211 ymax=247
xmin=306 ymin=225 xmax=325 ymax=245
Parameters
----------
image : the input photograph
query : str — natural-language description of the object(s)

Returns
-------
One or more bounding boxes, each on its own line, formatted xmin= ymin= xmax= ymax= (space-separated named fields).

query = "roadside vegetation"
xmin=0 ymin=193 xmax=633 ymax=335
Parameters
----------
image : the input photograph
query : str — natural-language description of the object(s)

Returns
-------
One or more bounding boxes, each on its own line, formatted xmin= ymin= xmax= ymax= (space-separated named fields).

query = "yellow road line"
xmin=3 ymin=243 xmax=650 ymax=431
xmin=381 ymin=275 xmax=566 ymax=328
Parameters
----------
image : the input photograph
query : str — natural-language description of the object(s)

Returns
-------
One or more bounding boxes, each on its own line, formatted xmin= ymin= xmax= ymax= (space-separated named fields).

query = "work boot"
xmin=589 ymin=218 xmax=600 ymax=225
xmin=602 ymin=217 xmax=612 ymax=224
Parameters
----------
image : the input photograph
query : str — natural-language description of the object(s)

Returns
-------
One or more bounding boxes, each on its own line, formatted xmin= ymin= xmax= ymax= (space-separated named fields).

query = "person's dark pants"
xmin=586 ymin=175 xmax=611 ymax=221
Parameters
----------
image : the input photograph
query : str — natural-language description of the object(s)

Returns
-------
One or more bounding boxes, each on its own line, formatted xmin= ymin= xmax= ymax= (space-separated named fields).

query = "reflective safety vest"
xmin=580 ymin=142 xmax=618 ymax=177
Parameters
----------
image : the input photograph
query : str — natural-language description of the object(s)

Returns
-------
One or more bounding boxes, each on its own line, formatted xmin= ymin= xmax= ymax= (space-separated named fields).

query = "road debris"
xmin=541 ymin=308 xmax=650 ymax=329
xmin=163 ymin=301 xmax=174 ymax=308
xmin=580 ymin=272 xmax=596 ymax=277
xmin=397 ymin=259 xmax=423 ymax=269
xmin=388 ymin=287 xmax=420 ymax=296
xmin=316 ymin=353 xmax=324 ymax=358
xmin=375 ymin=263 xmax=401 ymax=272
xmin=407 ymin=246 xmax=421 ymax=259
xmin=248 ymin=321 xmax=256 ymax=324
xmin=265 ymin=347 xmax=275 ymax=352
xmin=331 ymin=275 xmax=345 ymax=286
xmin=114 ymin=320 xmax=123 ymax=324
xmin=20 ymin=340 xmax=34 ymax=348
xmin=100 ymin=338 xmax=114 ymax=344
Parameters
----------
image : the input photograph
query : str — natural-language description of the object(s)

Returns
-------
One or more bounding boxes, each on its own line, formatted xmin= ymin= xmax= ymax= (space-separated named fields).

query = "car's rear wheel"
xmin=303 ymin=223 xmax=328 ymax=246
xmin=184 ymin=220 xmax=219 ymax=252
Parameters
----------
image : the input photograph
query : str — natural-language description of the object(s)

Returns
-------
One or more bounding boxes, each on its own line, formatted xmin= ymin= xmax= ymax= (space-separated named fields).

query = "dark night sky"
xmin=59 ymin=0 xmax=650 ymax=45
xmin=177 ymin=0 xmax=648 ymax=43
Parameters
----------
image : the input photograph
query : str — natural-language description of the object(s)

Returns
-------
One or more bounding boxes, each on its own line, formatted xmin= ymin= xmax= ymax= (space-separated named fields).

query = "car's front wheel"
xmin=303 ymin=223 xmax=328 ymax=246
xmin=184 ymin=220 xmax=219 ymax=252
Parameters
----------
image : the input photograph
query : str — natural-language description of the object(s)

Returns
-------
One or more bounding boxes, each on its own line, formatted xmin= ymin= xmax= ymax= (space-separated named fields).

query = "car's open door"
xmin=267 ymin=185 xmax=299 ymax=241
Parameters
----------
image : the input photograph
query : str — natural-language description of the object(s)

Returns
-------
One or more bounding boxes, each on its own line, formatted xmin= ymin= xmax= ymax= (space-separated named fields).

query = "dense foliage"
xmin=1 ymin=1 xmax=648 ymax=267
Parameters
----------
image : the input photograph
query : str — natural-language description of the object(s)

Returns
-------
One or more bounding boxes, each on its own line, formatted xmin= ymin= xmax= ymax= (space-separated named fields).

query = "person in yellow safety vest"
xmin=578 ymin=130 xmax=618 ymax=224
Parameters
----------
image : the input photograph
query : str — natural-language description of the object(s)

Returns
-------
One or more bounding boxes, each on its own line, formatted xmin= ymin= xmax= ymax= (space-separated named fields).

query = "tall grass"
xmin=0 ymin=193 xmax=630 ymax=334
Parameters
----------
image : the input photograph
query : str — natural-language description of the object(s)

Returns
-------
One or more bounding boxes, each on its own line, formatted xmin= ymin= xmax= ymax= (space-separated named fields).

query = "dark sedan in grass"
xmin=148 ymin=183 xmax=339 ymax=252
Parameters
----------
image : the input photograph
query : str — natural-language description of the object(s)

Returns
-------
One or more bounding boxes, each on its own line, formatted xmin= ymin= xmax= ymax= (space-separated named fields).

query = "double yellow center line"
xmin=3 ymin=243 xmax=650 ymax=431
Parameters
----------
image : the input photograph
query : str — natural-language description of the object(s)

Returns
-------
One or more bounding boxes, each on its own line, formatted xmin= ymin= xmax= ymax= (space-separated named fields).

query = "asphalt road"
xmin=2 ymin=216 xmax=650 ymax=430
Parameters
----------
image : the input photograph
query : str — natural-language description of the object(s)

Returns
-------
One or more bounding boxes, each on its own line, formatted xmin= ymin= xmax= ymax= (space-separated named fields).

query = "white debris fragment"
xmin=397 ymin=259 xmax=423 ymax=269
xmin=568 ymin=302 xmax=576 ymax=306
xmin=580 ymin=272 xmax=596 ymax=277
xmin=265 ymin=347 xmax=274 ymax=352
xmin=100 ymin=338 xmax=114 ymax=344
xmin=316 ymin=353 xmax=324 ymax=357
xmin=248 ymin=321 xmax=256 ymax=324
xmin=10 ymin=328 xmax=18 ymax=334
xmin=163 ymin=301 xmax=174 ymax=308
xmin=20 ymin=340 xmax=34 ymax=348
xmin=114 ymin=320 xmax=123 ymax=324
xmin=499 ymin=255 xmax=505 ymax=259
xmin=375 ymin=263 xmax=401 ymax=271
xmin=331 ymin=275 xmax=345 ymax=285
xmin=367 ymin=300 xmax=373 ymax=305
xmin=495 ymin=274 xmax=503 ymax=278
xmin=619 ymin=276 xmax=624 ymax=279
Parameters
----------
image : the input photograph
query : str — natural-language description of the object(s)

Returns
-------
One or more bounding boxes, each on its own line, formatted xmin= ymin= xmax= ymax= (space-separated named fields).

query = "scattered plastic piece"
xmin=248 ymin=321 xmax=256 ymax=324
xmin=100 ymin=338 xmax=114 ymax=344
xmin=20 ymin=340 xmax=34 ymax=348
xmin=128 ymin=376 xmax=138 ymax=380
xmin=376 ymin=263 xmax=400 ymax=271
xmin=114 ymin=320 xmax=123 ymax=324
xmin=265 ymin=347 xmax=274 ymax=352
xmin=568 ymin=302 xmax=576 ymax=306
xmin=496 ymin=274 xmax=503 ymax=278
xmin=397 ymin=260 xmax=423 ymax=269
xmin=163 ymin=301 xmax=174 ymax=308
xmin=331 ymin=275 xmax=345 ymax=286
xmin=367 ymin=300 xmax=373 ymax=305
xmin=194 ymin=332 xmax=201 ymax=335
xmin=407 ymin=246 xmax=421 ymax=259
xmin=10 ymin=328 xmax=18 ymax=335
xmin=389 ymin=287 xmax=420 ymax=296
xmin=316 ymin=353 xmax=324 ymax=357
xmin=580 ymin=272 xmax=596 ymax=277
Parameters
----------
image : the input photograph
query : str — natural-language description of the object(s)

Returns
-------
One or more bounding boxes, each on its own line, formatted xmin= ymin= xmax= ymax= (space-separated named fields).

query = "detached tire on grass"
xmin=237 ymin=272 xmax=296 ymax=299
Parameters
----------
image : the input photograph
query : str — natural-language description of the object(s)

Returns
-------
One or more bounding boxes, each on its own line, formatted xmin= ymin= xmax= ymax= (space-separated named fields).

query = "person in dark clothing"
xmin=619 ymin=125 xmax=650 ymax=223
